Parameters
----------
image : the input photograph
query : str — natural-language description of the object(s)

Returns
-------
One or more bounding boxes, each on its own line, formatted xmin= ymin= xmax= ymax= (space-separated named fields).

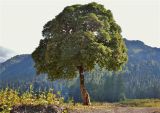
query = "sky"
xmin=0 ymin=0 xmax=160 ymax=54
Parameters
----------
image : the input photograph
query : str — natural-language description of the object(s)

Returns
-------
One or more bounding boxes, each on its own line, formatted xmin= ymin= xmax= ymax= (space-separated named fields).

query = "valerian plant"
xmin=0 ymin=87 xmax=64 ymax=112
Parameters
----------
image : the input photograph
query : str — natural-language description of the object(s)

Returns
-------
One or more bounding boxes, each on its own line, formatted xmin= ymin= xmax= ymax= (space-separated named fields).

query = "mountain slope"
xmin=0 ymin=54 xmax=35 ymax=81
xmin=0 ymin=39 xmax=160 ymax=101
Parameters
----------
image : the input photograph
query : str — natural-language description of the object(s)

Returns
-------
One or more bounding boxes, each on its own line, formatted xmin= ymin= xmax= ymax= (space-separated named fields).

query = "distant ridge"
xmin=0 ymin=39 xmax=160 ymax=81
xmin=0 ymin=39 xmax=160 ymax=101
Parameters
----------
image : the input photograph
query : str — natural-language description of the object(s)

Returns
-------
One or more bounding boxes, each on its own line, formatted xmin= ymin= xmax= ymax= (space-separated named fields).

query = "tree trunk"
xmin=78 ymin=66 xmax=91 ymax=105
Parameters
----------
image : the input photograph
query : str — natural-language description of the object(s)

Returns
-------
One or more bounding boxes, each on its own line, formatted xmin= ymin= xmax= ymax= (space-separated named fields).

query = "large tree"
xmin=32 ymin=2 xmax=128 ymax=105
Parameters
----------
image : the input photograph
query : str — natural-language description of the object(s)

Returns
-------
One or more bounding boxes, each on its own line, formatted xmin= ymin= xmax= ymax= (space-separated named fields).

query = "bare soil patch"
xmin=9 ymin=104 xmax=160 ymax=113
xmin=69 ymin=107 xmax=160 ymax=113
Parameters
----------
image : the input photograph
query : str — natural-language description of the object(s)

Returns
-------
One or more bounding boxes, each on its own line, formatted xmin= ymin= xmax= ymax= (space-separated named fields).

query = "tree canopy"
xmin=32 ymin=2 xmax=128 ymax=80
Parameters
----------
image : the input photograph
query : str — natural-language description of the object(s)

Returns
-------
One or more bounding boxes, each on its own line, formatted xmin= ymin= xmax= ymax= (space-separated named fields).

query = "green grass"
xmin=119 ymin=99 xmax=160 ymax=107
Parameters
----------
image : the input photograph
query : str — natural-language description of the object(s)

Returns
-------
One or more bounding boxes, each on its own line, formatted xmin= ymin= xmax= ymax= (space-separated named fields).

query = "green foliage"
xmin=0 ymin=87 xmax=64 ymax=113
xmin=32 ymin=2 xmax=127 ymax=80
xmin=0 ymin=88 xmax=20 ymax=113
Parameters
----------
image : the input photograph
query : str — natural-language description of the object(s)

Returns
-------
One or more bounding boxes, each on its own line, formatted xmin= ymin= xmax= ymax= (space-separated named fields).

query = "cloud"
xmin=0 ymin=46 xmax=16 ymax=63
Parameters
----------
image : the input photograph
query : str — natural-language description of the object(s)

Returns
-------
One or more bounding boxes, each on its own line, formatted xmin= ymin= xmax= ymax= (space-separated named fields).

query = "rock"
xmin=10 ymin=105 xmax=68 ymax=113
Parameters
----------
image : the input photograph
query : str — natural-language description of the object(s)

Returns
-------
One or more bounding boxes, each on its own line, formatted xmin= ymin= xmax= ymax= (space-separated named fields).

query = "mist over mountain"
xmin=0 ymin=39 xmax=160 ymax=101
xmin=0 ymin=46 xmax=16 ymax=63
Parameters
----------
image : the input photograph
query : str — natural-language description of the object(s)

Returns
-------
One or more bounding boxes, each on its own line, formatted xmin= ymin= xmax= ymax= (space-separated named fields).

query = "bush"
xmin=0 ymin=86 xmax=64 ymax=113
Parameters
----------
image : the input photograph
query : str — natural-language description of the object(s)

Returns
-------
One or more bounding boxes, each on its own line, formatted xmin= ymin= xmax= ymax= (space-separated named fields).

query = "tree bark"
xmin=78 ymin=66 xmax=91 ymax=105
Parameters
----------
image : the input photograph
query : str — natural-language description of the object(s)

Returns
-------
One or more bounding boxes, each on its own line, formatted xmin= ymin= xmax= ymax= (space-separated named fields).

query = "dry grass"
xmin=119 ymin=99 xmax=160 ymax=107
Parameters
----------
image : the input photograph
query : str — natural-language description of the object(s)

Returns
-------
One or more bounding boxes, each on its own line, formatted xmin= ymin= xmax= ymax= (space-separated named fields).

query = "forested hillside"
xmin=0 ymin=39 xmax=160 ymax=102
